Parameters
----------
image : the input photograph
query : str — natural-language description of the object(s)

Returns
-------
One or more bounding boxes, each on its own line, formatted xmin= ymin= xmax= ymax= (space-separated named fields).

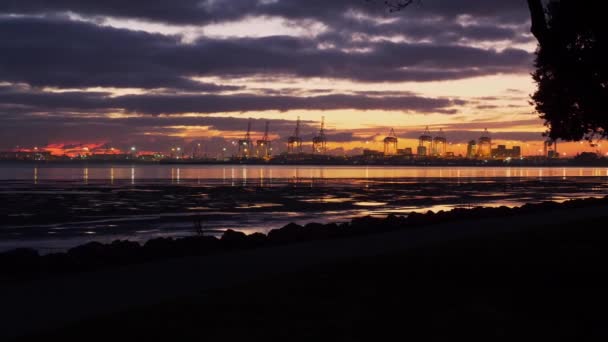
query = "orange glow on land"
xmin=316 ymin=136 xmax=606 ymax=157
xmin=18 ymin=142 xmax=128 ymax=157
xmin=12 ymin=139 xmax=606 ymax=159
xmin=163 ymin=123 xmax=604 ymax=157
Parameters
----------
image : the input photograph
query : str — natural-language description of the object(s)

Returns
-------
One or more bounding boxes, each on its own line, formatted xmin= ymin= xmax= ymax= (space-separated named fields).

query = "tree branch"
xmin=366 ymin=0 xmax=417 ymax=13
xmin=384 ymin=0 xmax=415 ymax=12
xmin=527 ymin=0 xmax=548 ymax=45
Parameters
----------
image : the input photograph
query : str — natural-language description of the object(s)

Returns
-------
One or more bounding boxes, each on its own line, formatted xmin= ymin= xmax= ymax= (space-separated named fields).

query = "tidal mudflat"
xmin=2 ymin=172 xmax=608 ymax=252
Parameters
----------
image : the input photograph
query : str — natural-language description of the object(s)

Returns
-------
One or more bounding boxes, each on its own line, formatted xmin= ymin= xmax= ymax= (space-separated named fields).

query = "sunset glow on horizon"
xmin=1 ymin=1 xmax=603 ymax=157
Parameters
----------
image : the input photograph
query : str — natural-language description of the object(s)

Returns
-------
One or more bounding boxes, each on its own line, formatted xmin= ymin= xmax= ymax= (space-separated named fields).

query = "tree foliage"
xmin=532 ymin=1 xmax=607 ymax=141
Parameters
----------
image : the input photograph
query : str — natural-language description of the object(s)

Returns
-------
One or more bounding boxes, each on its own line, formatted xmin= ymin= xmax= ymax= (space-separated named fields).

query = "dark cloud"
xmin=0 ymin=113 xmax=320 ymax=152
xmin=0 ymin=0 xmax=252 ymax=25
xmin=0 ymin=1 xmax=540 ymax=151
xmin=0 ymin=85 xmax=464 ymax=115
xmin=0 ymin=111 xmax=544 ymax=152
xmin=115 ymin=93 xmax=464 ymax=115
xmin=0 ymin=17 xmax=245 ymax=91
xmin=476 ymin=105 xmax=500 ymax=110
xmin=3 ymin=1 xmax=534 ymax=50
xmin=0 ymin=16 xmax=533 ymax=91
xmin=2 ymin=0 xmax=529 ymax=25
xmin=316 ymin=11 xmax=533 ymax=49
xmin=184 ymin=35 xmax=531 ymax=83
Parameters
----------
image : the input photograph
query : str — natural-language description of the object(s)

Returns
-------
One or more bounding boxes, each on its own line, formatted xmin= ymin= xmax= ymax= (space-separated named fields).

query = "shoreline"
xmin=3 ymin=196 xmax=608 ymax=340
xmin=2 ymin=177 xmax=607 ymax=254
xmin=3 ymin=195 xmax=608 ymax=280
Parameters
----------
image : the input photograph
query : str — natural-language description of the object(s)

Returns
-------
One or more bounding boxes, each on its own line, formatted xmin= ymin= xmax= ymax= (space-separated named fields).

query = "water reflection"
xmin=259 ymin=168 xmax=264 ymax=187
xmin=4 ymin=166 xmax=608 ymax=253
xmin=9 ymin=165 xmax=608 ymax=184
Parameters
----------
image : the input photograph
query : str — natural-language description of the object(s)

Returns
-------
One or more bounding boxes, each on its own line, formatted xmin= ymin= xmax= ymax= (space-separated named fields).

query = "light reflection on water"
xmin=1 ymin=164 xmax=608 ymax=252
xmin=1 ymin=164 xmax=608 ymax=183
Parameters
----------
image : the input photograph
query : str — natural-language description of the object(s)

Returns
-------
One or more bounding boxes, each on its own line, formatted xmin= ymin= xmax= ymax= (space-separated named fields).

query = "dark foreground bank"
xmin=16 ymin=206 xmax=608 ymax=341
xmin=3 ymin=195 xmax=608 ymax=280
xmin=3 ymin=198 xmax=608 ymax=340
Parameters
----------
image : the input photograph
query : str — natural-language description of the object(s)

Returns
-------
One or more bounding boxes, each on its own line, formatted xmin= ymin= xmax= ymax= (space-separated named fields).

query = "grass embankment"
xmin=19 ymin=206 xmax=608 ymax=341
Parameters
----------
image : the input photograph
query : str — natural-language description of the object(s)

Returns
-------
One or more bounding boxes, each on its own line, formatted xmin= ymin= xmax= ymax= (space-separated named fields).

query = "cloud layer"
xmin=0 ymin=0 xmax=540 ymax=152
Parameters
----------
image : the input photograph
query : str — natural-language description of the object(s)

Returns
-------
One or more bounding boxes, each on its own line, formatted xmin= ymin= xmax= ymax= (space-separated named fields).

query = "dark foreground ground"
xmin=17 ymin=213 xmax=608 ymax=341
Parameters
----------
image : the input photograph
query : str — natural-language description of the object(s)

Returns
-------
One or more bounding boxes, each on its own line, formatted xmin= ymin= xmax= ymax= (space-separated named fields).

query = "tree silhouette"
xmin=380 ymin=0 xmax=607 ymax=142
xmin=531 ymin=2 xmax=607 ymax=141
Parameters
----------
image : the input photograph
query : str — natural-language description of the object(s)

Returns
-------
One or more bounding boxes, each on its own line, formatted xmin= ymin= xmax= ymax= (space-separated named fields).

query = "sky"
xmin=0 ymin=0 xmax=601 ymax=157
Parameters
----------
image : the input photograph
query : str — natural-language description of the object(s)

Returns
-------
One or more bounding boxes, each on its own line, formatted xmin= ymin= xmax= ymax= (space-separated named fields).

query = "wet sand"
xmin=2 ymin=177 xmax=608 ymax=252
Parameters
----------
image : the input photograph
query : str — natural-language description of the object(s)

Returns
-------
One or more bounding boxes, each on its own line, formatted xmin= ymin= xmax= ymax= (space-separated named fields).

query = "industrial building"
xmin=238 ymin=118 xmax=254 ymax=159
xmin=418 ymin=127 xmax=433 ymax=157
xmin=0 ymin=150 xmax=51 ymax=161
xmin=287 ymin=117 xmax=303 ymax=154
xmin=544 ymin=139 xmax=559 ymax=158
xmin=432 ymin=129 xmax=447 ymax=157
xmin=477 ymin=129 xmax=492 ymax=158
xmin=1 ymin=120 xmax=548 ymax=163
xmin=256 ymin=122 xmax=272 ymax=159
xmin=384 ymin=129 xmax=398 ymax=156
xmin=491 ymin=145 xmax=522 ymax=159
xmin=467 ymin=140 xmax=477 ymax=159
xmin=312 ymin=117 xmax=327 ymax=154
